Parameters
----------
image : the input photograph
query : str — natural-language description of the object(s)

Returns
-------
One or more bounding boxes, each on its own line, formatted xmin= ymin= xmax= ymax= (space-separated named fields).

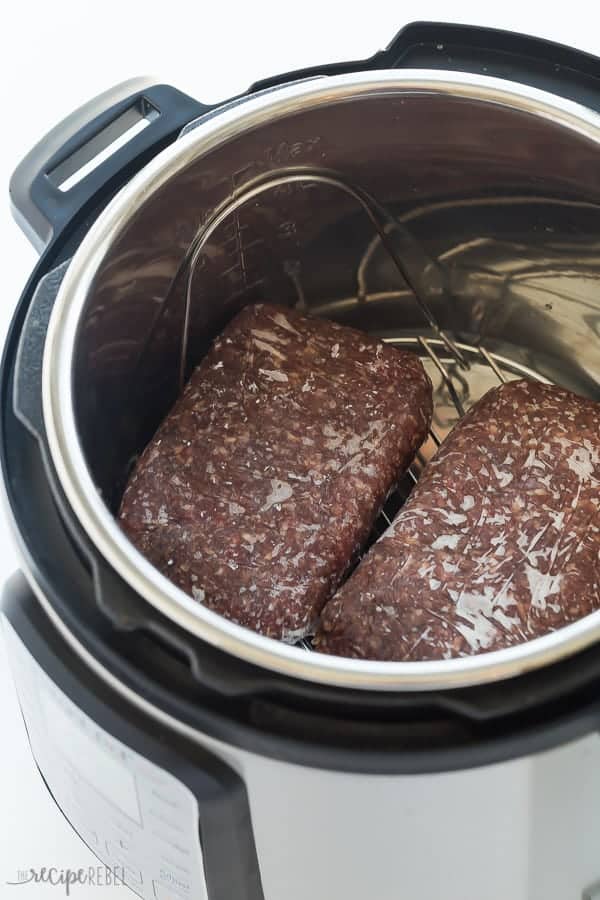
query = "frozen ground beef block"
xmin=316 ymin=379 xmax=600 ymax=660
xmin=119 ymin=303 xmax=432 ymax=640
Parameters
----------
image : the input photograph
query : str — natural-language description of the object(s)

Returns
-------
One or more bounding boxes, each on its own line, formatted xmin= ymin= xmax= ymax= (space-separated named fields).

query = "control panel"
xmin=4 ymin=621 xmax=208 ymax=900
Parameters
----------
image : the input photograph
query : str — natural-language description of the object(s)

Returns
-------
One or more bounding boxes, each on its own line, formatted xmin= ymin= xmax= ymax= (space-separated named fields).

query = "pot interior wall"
xmin=72 ymin=88 xmax=600 ymax=511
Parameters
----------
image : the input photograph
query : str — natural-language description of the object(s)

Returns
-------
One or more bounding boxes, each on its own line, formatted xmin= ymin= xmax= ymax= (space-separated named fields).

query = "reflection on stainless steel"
xmin=353 ymin=194 xmax=468 ymax=367
xmin=44 ymin=72 xmax=600 ymax=690
xmin=169 ymin=168 xmax=467 ymax=392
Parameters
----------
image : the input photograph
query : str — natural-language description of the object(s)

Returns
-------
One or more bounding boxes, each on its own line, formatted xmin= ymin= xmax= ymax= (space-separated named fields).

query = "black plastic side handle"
xmin=10 ymin=79 xmax=210 ymax=254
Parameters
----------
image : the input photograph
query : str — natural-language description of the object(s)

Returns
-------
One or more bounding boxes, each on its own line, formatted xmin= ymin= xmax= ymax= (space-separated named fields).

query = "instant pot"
xmin=3 ymin=22 xmax=600 ymax=900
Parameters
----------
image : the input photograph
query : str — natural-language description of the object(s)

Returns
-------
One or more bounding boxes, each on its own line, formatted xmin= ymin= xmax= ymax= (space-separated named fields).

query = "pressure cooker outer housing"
xmin=2 ymin=22 xmax=600 ymax=773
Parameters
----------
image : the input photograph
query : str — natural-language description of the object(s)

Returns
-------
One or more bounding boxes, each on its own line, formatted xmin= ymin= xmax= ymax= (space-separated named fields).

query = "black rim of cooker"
xmin=4 ymin=21 xmax=600 ymax=774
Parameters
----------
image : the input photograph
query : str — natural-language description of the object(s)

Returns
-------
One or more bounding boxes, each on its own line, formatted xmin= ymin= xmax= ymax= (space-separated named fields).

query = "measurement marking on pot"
xmin=264 ymin=135 xmax=321 ymax=164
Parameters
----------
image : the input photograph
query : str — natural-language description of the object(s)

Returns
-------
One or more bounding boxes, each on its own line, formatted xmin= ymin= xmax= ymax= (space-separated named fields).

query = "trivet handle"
xmin=9 ymin=79 xmax=209 ymax=254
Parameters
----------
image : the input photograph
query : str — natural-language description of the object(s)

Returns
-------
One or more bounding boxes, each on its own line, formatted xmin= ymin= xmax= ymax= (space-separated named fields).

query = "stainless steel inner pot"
xmin=43 ymin=71 xmax=600 ymax=691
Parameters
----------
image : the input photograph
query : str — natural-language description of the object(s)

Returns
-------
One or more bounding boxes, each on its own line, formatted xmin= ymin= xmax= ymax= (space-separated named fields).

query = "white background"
xmin=0 ymin=2 xmax=599 ymax=896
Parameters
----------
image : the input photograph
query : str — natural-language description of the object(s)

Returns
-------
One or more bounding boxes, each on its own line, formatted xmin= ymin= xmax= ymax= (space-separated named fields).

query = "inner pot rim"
xmin=42 ymin=68 xmax=600 ymax=692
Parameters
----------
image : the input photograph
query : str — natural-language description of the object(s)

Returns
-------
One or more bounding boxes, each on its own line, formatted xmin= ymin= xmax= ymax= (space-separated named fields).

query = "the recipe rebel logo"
xmin=6 ymin=866 xmax=126 ymax=895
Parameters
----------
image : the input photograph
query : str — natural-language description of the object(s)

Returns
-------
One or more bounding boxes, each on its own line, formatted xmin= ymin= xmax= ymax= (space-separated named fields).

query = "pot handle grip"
xmin=9 ymin=79 xmax=209 ymax=254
